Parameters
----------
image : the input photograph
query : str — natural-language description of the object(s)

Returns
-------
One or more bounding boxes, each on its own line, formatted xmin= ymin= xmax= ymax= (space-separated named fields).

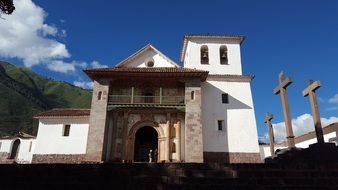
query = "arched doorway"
xmin=134 ymin=126 xmax=158 ymax=162
xmin=9 ymin=139 xmax=20 ymax=159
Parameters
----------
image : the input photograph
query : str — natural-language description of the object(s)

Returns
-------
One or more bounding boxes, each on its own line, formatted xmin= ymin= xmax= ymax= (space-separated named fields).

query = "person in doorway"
xmin=148 ymin=149 xmax=153 ymax=163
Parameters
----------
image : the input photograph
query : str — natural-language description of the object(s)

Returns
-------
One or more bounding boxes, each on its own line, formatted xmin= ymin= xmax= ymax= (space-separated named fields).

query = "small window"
xmin=200 ymin=45 xmax=209 ymax=64
xmin=147 ymin=61 xmax=154 ymax=67
xmin=28 ymin=141 xmax=32 ymax=152
xmin=222 ymin=93 xmax=229 ymax=104
xmin=217 ymin=120 xmax=225 ymax=131
xmin=191 ymin=91 xmax=195 ymax=100
xmin=98 ymin=91 xmax=102 ymax=100
xmin=63 ymin=125 xmax=71 ymax=136
xmin=220 ymin=45 xmax=228 ymax=65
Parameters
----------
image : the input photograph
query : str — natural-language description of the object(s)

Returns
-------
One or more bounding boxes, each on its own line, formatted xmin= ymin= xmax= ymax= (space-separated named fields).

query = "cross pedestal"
xmin=302 ymin=80 xmax=325 ymax=144
xmin=265 ymin=113 xmax=275 ymax=157
xmin=274 ymin=71 xmax=295 ymax=148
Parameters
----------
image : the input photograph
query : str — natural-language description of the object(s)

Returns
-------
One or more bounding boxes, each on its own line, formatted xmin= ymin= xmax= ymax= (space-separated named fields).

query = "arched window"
xmin=220 ymin=45 xmax=228 ymax=65
xmin=98 ymin=91 xmax=102 ymax=100
xmin=9 ymin=139 xmax=20 ymax=159
xmin=191 ymin=91 xmax=195 ymax=100
xmin=200 ymin=45 xmax=209 ymax=64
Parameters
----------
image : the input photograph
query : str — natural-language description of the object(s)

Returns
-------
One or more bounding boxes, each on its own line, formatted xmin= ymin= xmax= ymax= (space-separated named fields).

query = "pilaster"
xmin=184 ymin=79 xmax=203 ymax=162
xmin=86 ymin=80 xmax=110 ymax=162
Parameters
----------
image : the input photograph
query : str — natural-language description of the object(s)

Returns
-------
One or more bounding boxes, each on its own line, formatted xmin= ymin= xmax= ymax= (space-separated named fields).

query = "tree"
xmin=0 ymin=0 xmax=15 ymax=15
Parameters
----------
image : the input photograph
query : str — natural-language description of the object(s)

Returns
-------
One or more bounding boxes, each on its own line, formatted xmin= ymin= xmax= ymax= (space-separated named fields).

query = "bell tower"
xmin=180 ymin=35 xmax=261 ymax=163
xmin=181 ymin=35 xmax=244 ymax=75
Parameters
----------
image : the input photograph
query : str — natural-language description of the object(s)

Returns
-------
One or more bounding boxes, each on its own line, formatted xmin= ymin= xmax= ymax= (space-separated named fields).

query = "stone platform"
xmin=1 ymin=162 xmax=338 ymax=190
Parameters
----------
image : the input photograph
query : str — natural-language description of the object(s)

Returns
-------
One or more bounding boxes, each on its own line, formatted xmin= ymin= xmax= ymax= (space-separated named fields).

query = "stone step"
xmin=1 ymin=163 xmax=338 ymax=189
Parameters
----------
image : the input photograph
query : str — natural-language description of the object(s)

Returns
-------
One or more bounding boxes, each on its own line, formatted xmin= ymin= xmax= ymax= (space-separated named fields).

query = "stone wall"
xmin=204 ymin=152 xmax=262 ymax=163
xmin=32 ymin=154 xmax=86 ymax=163
xmin=0 ymin=152 xmax=10 ymax=163
xmin=86 ymin=80 xmax=110 ymax=162
xmin=184 ymin=80 xmax=203 ymax=162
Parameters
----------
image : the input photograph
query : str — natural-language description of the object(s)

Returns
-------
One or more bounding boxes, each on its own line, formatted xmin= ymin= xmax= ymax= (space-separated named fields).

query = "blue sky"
xmin=1 ymin=0 xmax=338 ymax=140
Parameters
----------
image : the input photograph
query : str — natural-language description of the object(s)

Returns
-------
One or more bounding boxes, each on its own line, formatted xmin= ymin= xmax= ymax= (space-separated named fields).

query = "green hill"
xmin=0 ymin=61 xmax=92 ymax=136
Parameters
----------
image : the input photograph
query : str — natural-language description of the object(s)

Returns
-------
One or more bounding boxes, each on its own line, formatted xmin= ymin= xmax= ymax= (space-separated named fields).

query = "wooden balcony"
xmin=108 ymin=95 xmax=185 ymax=106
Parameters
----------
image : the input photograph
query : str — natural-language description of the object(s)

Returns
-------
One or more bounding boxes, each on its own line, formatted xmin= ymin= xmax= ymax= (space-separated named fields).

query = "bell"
xmin=202 ymin=52 xmax=208 ymax=58
xmin=221 ymin=52 xmax=227 ymax=58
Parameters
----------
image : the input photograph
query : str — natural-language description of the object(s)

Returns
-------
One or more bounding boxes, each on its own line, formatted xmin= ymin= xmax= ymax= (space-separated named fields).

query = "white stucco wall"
xmin=0 ymin=139 xmax=12 ymax=153
xmin=16 ymin=139 xmax=35 ymax=163
xmin=296 ymin=132 xmax=337 ymax=148
xmin=0 ymin=138 xmax=35 ymax=163
xmin=34 ymin=117 xmax=89 ymax=154
xmin=259 ymin=131 xmax=338 ymax=159
xmin=201 ymin=79 xmax=259 ymax=153
xmin=124 ymin=49 xmax=177 ymax=68
xmin=183 ymin=39 xmax=242 ymax=75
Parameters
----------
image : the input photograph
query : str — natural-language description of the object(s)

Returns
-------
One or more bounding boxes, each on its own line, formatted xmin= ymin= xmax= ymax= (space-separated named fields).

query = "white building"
xmin=0 ymin=132 xmax=35 ymax=163
xmin=259 ymin=122 xmax=338 ymax=160
xmin=0 ymin=34 xmax=262 ymax=163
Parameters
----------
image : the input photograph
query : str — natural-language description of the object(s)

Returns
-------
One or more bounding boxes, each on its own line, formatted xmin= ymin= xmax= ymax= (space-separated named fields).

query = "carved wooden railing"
xmin=108 ymin=95 xmax=185 ymax=105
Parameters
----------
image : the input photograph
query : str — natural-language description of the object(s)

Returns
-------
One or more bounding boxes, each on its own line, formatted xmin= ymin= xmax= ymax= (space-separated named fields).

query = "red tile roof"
xmin=34 ymin=109 xmax=90 ymax=118
xmin=84 ymin=67 xmax=209 ymax=81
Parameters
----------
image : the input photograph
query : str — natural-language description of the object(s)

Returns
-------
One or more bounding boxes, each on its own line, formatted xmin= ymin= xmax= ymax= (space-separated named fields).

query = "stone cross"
xmin=265 ymin=112 xmax=275 ymax=157
xmin=302 ymin=80 xmax=325 ymax=144
xmin=273 ymin=71 xmax=295 ymax=148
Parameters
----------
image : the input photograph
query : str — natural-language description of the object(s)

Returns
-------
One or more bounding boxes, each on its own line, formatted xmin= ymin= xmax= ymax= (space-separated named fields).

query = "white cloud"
xmin=0 ymin=0 xmax=70 ymax=67
xmin=47 ymin=60 xmax=76 ymax=73
xmin=40 ymin=24 xmax=58 ymax=36
xmin=328 ymin=94 xmax=338 ymax=104
xmin=46 ymin=60 xmax=88 ymax=73
xmin=90 ymin=60 xmax=108 ymax=68
xmin=73 ymin=81 xmax=93 ymax=89
xmin=261 ymin=114 xmax=338 ymax=143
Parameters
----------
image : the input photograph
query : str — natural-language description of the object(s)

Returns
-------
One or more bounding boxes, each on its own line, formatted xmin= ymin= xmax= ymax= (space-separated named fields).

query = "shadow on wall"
xmin=202 ymin=82 xmax=252 ymax=163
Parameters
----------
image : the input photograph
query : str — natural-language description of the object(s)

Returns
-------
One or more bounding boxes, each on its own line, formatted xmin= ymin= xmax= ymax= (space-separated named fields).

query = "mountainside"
xmin=0 ymin=61 xmax=92 ymax=136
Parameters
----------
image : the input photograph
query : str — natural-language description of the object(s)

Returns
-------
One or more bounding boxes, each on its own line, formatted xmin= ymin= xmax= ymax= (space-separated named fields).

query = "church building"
xmin=0 ymin=35 xmax=261 ymax=163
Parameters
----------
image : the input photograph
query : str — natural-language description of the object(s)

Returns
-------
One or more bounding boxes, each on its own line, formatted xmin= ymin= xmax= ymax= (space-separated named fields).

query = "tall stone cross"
xmin=265 ymin=112 xmax=275 ymax=157
xmin=273 ymin=71 xmax=295 ymax=148
xmin=302 ymin=80 xmax=325 ymax=144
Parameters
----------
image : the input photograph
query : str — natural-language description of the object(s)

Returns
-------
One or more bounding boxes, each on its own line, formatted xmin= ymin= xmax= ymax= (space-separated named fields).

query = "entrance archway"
xmin=9 ymin=139 xmax=20 ymax=159
xmin=134 ymin=126 xmax=158 ymax=162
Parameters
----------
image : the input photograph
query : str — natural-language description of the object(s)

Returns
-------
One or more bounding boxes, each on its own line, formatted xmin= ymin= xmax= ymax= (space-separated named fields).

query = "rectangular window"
xmin=222 ymin=93 xmax=229 ymax=104
xmin=63 ymin=124 xmax=71 ymax=136
xmin=217 ymin=120 xmax=225 ymax=131
xmin=28 ymin=141 xmax=32 ymax=152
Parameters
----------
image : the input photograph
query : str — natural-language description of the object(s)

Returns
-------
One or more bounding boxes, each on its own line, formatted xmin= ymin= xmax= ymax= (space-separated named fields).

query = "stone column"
xmin=184 ymin=79 xmax=203 ymax=163
xmin=86 ymin=80 xmax=110 ymax=162
xmin=175 ymin=121 xmax=181 ymax=161
xmin=165 ymin=118 xmax=170 ymax=162
xmin=110 ymin=111 xmax=118 ymax=161
xmin=121 ymin=111 xmax=129 ymax=161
